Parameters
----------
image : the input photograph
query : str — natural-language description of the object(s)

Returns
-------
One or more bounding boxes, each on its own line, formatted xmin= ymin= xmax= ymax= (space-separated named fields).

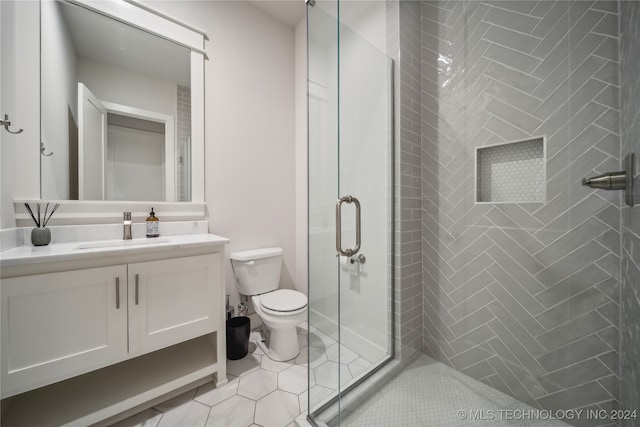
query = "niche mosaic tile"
xmin=476 ymin=138 xmax=545 ymax=203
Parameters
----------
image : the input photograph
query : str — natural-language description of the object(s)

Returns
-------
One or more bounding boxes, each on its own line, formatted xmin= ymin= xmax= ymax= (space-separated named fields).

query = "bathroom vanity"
xmin=0 ymin=231 xmax=229 ymax=426
xmin=0 ymin=0 xmax=226 ymax=424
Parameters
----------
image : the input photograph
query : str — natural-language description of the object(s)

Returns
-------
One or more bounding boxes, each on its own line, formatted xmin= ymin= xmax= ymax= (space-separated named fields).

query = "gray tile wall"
xmin=619 ymin=1 xmax=640 ymax=424
xmin=177 ymin=85 xmax=191 ymax=202
xmin=388 ymin=0 xmax=424 ymax=362
xmin=419 ymin=1 xmax=621 ymax=423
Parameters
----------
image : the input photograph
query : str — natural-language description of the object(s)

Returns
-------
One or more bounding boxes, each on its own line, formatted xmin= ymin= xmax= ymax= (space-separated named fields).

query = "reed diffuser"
xmin=25 ymin=202 xmax=59 ymax=246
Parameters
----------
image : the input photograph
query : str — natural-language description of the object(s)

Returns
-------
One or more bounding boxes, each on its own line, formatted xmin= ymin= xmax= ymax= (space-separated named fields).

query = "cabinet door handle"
xmin=135 ymin=274 xmax=139 ymax=305
xmin=115 ymin=277 xmax=120 ymax=309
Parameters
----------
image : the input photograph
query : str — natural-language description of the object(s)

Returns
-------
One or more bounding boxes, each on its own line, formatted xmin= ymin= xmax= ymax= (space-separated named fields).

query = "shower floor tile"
xmin=338 ymin=355 xmax=569 ymax=427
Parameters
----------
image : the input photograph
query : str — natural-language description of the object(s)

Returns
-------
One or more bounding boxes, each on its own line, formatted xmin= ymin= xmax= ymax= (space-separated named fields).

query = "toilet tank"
xmin=230 ymin=247 xmax=283 ymax=295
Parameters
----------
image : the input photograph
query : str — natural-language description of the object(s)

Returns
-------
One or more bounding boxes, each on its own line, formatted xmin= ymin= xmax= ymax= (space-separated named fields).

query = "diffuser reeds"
xmin=24 ymin=202 xmax=60 ymax=227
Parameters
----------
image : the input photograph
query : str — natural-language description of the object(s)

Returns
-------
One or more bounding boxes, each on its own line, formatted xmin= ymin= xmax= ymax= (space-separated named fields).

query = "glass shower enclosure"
xmin=308 ymin=0 xmax=639 ymax=426
xmin=307 ymin=0 xmax=394 ymax=422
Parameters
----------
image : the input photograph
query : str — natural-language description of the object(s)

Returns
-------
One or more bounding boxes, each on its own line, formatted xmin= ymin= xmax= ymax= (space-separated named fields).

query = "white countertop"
xmin=0 ymin=234 xmax=229 ymax=268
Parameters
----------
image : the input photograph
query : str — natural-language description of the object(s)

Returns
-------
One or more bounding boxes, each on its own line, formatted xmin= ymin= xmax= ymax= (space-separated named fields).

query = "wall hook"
xmin=1 ymin=114 xmax=24 ymax=134
xmin=40 ymin=142 xmax=54 ymax=157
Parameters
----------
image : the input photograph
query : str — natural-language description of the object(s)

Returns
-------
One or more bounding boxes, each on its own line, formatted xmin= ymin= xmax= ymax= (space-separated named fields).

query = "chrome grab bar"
xmin=336 ymin=195 xmax=361 ymax=257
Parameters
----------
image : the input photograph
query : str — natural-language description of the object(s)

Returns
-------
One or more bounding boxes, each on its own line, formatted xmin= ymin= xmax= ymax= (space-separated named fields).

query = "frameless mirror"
xmin=40 ymin=0 xmax=192 ymax=202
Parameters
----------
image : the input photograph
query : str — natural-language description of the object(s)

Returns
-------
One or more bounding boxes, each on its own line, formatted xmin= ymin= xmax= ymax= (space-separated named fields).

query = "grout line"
xmin=592 ymin=120 xmax=620 ymax=136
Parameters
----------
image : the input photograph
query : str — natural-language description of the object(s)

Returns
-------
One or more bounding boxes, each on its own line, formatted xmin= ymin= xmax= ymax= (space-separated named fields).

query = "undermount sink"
xmin=74 ymin=238 xmax=170 ymax=250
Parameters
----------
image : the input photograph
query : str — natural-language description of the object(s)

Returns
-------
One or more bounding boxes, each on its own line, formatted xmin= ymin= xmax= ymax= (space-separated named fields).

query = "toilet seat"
xmin=259 ymin=289 xmax=307 ymax=315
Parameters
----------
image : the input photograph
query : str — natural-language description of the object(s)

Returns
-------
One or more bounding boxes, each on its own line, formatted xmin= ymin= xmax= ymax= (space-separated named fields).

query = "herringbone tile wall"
xmin=418 ymin=1 xmax=622 ymax=424
xmin=619 ymin=1 xmax=640 ymax=424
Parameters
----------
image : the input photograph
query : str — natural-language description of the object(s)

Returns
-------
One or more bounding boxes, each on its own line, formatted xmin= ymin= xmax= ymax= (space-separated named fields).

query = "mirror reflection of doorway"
xmin=106 ymin=113 xmax=165 ymax=201
xmin=77 ymin=82 xmax=176 ymax=201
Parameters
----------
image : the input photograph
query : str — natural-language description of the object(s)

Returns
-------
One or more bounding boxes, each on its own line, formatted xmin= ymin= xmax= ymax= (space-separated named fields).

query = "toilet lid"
xmin=261 ymin=289 xmax=308 ymax=312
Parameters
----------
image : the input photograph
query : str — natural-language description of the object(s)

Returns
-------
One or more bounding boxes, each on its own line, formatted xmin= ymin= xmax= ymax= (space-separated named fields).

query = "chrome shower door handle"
xmin=336 ymin=195 xmax=361 ymax=257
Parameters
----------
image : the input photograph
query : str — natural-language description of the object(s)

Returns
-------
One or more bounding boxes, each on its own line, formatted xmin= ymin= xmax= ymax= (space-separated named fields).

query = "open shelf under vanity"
xmin=1 ymin=335 xmax=220 ymax=427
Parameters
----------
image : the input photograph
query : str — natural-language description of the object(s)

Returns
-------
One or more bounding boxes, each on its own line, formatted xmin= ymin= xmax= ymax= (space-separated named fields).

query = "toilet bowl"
xmin=230 ymin=248 xmax=307 ymax=361
xmin=251 ymin=290 xmax=307 ymax=360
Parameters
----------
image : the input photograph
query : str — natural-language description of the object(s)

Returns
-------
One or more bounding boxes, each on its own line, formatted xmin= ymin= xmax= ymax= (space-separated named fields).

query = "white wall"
xmin=1 ymin=0 xmax=17 ymax=229
xmin=40 ymin=0 xmax=77 ymax=200
xmin=294 ymin=18 xmax=308 ymax=296
xmin=106 ymin=125 xmax=164 ymax=201
xmin=1 ymin=0 xmax=40 ymax=229
xmin=141 ymin=1 xmax=298 ymax=308
xmin=317 ymin=0 xmax=387 ymax=53
xmin=76 ymin=58 xmax=177 ymax=119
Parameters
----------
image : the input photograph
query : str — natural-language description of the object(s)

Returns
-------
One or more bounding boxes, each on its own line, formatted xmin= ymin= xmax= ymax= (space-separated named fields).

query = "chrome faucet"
xmin=123 ymin=212 xmax=132 ymax=240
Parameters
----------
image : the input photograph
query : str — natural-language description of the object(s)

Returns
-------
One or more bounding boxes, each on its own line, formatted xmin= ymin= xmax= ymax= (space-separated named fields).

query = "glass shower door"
xmin=307 ymin=0 xmax=393 ymax=422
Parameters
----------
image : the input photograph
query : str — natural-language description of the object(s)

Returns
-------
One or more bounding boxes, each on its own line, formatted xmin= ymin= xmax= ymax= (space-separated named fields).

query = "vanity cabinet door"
xmin=1 ymin=265 xmax=128 ymax=398
xmin=127 ymin=254 xmax=222 ymax=356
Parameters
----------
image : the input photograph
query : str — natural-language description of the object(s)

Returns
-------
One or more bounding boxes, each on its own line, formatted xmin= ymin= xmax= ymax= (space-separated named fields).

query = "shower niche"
xmin=476 ymin=137 xmax=546 ymax=203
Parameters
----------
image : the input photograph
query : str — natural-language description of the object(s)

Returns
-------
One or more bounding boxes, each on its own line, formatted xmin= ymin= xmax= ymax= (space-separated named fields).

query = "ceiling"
xmin=247 ymin=0 xmax=307 ymax=28
xmin=58 ymin=0 xmax=306 ymax=89
xmin=60 ymin=2 xmax=191 ymax=87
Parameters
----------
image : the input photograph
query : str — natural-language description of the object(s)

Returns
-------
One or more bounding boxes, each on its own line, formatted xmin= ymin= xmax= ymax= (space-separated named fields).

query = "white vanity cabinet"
xmin=1 ymin=254 xmax=221 ymax=398
xmin=0 ymin=234 xmax=229 ymax=427
xmin=1 ymin=265 xmax=129 ymax=396
xmin=128 ymin=254 xmax=221 ymax=356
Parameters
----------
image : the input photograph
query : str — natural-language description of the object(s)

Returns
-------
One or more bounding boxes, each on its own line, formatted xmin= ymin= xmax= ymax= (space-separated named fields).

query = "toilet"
xmin=230 ymin=247 xmax=307 ymax=361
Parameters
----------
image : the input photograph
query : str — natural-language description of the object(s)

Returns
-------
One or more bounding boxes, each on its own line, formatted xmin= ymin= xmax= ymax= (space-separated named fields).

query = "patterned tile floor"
xmin=109 ymin=328 xmax=565 ymax=426
xmin=110 ymin=323 xmax=372 ymax=427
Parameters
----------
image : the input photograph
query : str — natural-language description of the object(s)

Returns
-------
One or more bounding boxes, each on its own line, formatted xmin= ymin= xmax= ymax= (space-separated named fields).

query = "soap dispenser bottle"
xmin=146 ymin=208 xmax=159 ymax=238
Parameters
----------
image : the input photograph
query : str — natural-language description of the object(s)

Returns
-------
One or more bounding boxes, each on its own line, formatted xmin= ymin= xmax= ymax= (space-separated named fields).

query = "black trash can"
xmin=226 ymin=316 xmax=250 ymax=360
